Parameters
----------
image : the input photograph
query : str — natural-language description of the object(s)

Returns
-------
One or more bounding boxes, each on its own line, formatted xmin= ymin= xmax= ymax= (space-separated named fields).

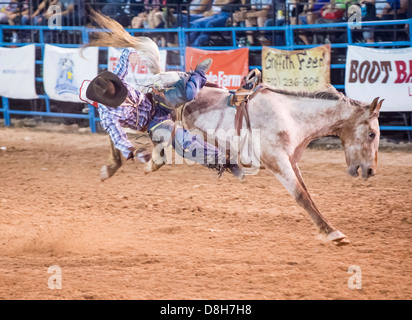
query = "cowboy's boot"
xmin=205 ymin=152 xmax=245 ymax=181
xmin=195 ymin=58 xmax=213 ymax=74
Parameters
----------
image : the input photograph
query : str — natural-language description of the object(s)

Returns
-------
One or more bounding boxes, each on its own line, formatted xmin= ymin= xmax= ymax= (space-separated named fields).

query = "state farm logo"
xmin=205 ymin=71 xmax=242 ymax=88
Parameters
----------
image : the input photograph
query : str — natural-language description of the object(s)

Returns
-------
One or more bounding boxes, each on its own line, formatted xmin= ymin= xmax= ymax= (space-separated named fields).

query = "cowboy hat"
xmin=86 ymin=71 xmax=128 ymax=108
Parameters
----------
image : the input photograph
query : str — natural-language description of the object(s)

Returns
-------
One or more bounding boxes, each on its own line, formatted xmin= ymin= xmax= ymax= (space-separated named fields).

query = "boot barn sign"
xmin=345 ymin=45 xmax=412 ymax=112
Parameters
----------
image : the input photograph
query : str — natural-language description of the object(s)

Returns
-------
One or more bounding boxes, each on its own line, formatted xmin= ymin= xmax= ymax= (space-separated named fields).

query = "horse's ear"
xmin=377 ymin=99 xmax=384 ymax=112
xmin=370 ymin=97 xmax=381 ymax=118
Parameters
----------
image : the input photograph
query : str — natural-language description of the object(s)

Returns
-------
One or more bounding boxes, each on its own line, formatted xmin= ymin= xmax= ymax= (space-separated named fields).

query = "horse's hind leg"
xmin=264 ymin=155 xmax=349 ymax=245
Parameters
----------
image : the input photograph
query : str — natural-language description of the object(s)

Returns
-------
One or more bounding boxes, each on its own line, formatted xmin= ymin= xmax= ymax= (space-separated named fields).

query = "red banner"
xmin=185 ymin=47 xmax=249 ymax=90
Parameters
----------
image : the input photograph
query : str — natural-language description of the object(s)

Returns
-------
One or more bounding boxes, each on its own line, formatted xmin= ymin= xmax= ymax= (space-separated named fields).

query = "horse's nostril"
xmin=367 ymin=168 xmax=375 ymax=176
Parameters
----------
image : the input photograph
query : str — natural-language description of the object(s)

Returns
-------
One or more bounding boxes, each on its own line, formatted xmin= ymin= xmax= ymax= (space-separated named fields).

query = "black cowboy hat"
xmin=86 ymin=71 xmax=128 ymax=108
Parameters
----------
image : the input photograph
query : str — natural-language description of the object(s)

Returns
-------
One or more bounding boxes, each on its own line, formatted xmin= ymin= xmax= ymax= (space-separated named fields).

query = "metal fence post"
xmin=180 ymin=27 xmax=186 ymax=71
xmin=88 ymin=103 xmax=96 ymax=133
xmin=2 ymin=97 xmax=11 ymax=127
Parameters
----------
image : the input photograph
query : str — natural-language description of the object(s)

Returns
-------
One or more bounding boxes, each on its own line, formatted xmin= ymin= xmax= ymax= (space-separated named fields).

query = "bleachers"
xmin=0 ymin=1 xmax=411 ymax=139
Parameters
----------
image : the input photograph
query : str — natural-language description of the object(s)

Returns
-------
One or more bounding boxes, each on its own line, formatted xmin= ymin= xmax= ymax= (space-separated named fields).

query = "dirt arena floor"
xmin=0 ymin=126 xmax=411 ymax=300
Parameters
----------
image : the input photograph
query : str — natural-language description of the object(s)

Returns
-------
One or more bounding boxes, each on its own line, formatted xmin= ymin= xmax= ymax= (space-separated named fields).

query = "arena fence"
xmin=1 ymin=19 xmax=412 ymax=133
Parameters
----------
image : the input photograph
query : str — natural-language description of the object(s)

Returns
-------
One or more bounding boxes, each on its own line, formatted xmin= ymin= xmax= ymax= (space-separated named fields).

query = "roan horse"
xmin=143 ymin=84 xmax=383 ymax=246
xmin=86 ymin=11 xmax=384 ymax=246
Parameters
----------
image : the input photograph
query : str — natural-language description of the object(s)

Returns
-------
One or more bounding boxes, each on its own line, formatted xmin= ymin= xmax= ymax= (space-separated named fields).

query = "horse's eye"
xmin=369 ymin=132 xmax=376 ymax=140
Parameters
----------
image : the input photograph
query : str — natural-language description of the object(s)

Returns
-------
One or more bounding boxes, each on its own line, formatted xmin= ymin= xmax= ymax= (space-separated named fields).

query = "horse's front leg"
xmin=263 ymin=154 xmax=349 ymax=245
xmin=291 ymin=163 xmax=349 ymax=245
xmin=143 ymin=144 xmax=165 ymax=174
xmin=100 ymin=138 xmax=123 ymax=181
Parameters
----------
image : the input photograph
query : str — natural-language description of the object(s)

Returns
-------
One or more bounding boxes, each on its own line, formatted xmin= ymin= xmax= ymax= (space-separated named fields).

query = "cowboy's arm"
xmin=113 ymin=48 xmax=139 ymax=81
xmin=99 ymin=108 xmax=135 ymax=159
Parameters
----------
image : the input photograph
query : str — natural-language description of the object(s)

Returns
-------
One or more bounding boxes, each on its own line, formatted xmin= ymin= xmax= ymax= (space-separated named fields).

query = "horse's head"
xmin=340 ymin=97 xmax=384 ymax=180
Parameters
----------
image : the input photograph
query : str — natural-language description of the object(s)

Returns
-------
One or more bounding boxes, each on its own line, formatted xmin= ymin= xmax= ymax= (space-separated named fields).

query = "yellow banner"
xmin=262 ymin=45 xmax=331 ymax=92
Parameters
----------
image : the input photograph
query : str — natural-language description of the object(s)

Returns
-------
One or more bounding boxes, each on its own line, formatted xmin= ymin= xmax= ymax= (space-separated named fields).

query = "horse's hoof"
xmin=326 ymin=230 xmax=346 ymax=242
xmin=100 ymin=165 xmax=110 ymax=181
xmin=333 ymin=238 xmax=351 ymax=246
xmin=143 ymin=160 xmax=163 ymax=174
xmin=143 ymin=162 xmax=153 ymax=174
xmin=327 ymin=230 xmax=350 ymax=246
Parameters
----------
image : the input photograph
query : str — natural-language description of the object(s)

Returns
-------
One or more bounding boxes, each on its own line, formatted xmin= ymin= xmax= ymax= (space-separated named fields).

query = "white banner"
xmin=0 ymin=45 xmax=38 ymax=99
xmin=345 ymin=46 xmax=412 ymax=112
xmin=107 ymin=47 xmax=167 ymax=92
xmin=43 ymin=44 xmax=98 ymax=102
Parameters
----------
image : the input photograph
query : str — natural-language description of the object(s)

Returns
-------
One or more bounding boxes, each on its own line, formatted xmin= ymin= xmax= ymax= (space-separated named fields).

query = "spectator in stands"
xmin=316 ymin=0 xmax=349 ymax=22
xmin=189 ymin=0 xmax=241 ymax=47
xmin=310 ymin=0 xmax=358 ymax=44
xmin=289 ymin=0 xmax=323 ymax=45
xmin=129 ymin=0 xmax=146 ymax=19
xmin=300 ymin=0 xmax=330 ymax=24
xmin=102 ymin=0 xmax=130 ymax=27
xmin=358 ymin=0 xmax=378 ymax=43
xmin=41 ymin=0 xmax=78 ymax=26
xmin=1 ymin=0 xmax=28 ymax=42
xmin=0 ymin=0 xmax=12 ymax=24
xmin=131 ymin=1 xmax=164 ymax=28
xmin=131 ymin=1 xmax=166 ymax=46
xmin=169 ymin=0 xmax=213 ymax=27
xmin=378 ymin=0 xmax=408 ymax=19
xmin=1 ymin=0 xmax=28 ymax=25
xmin=233 ymin=0 xmax=272 ymax=46
xmin=21 ymin=0 xmax=54 ymax=26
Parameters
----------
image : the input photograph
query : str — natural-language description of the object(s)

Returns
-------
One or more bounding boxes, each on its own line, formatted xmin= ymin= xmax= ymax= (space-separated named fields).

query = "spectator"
xmin=129 ymin=0 xmax=146 ymax=18
xmin=300 ymin=0 xmax=330 ymax=24
xmin=378 ymin=0 xmax=408 ymax=19
xmin=317 ymin=0 xmax=349 ymax=22
xmin=131 ymin=1 xmax=166 ymax=46
xmin=289 ymin=0 xmax=324 ymax=45
xmin=1 ymin=0 xmax=28 ymax=42
xmin=311 ymin=0 xmax=357 ymax=44
xmin=2 ymin=0 xmax=28 ymax=25
xmin=41 ymin=0 xmax=80 ymax=26
xmin=233 ymin=0 xmax=273 ymax=45
xmin=262 ymin=0 xmax=288 ymax=46
xmin=0 ymin=0 xmax=12 ymax=24
xmin=189 ymin=0 xmax=241 ymax=47
xmin=102 ymin=0 xmax=130 ymax=27
xmin=172 ymin=0 xmax=213 ymax=27
xmin=21 ymin=0 xmax=54 ymax=26
xmin=359 ymin=0 xmax=378 ymax=43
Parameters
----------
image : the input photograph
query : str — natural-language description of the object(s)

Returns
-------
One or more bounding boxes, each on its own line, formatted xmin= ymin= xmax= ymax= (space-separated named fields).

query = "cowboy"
xmin=80 ymin=47 xmax=243 ymax=179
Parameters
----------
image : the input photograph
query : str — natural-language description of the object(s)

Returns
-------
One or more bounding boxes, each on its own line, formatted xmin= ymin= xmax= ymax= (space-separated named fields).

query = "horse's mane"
xmin=82 ymin=9 xmax=162 ymax=74
xmin=264 ymin=83 xmax=366 ymax=108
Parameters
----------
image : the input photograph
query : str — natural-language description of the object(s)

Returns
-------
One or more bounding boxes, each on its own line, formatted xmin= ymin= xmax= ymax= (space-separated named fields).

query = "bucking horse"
xmin=85 ymin=11 xmax=384 ymax=246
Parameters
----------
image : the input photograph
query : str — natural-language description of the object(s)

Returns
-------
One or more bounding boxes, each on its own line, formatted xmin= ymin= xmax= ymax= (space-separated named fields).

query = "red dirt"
xmin=0 ymin=127 xmax=411 ymax=300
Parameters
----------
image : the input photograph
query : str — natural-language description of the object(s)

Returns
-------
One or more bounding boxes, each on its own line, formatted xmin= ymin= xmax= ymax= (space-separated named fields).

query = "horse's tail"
xmin=82 ymin=9 xmax=162 ymax=74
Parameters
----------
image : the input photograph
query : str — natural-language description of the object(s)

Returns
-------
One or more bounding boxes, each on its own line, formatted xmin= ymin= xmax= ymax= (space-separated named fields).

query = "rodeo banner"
xmin=345 ymin=45 xmax=412 ymax=112
xmin=262 ymin=45 xmax=331 ymax=92
xmin=107 ymin=47 xmax=167 ymax=92
xmin=43 ymin=44 xmax=99 ymax=102
xmin=185 ymin=47 xmax=249 ymax=90
xmin=0 ymin=44 xmax=38 ymax=99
